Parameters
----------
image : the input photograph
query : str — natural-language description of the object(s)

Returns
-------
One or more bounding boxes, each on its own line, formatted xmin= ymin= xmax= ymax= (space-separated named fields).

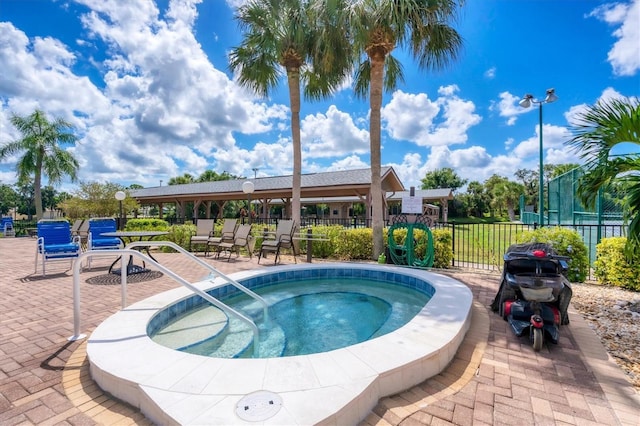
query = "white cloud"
xmin=512 ymin=124 xmax=575 ymax=163
xmin=484 ymin=67 xmax=496 ymax=79
xmin=565 ymin=87 xmax=625 ymax=126
xmin=494 ymin=91 xmax=529 ymax=126
xmin=381 ymin=86 xmax=481 ymax=147
xmin=301 ymin=105 xmax=369 ymax=158
xmin=589 ymin=0 xmax=640 ymax=76
xmin=0 ymin=0 xmax=290 ymax=188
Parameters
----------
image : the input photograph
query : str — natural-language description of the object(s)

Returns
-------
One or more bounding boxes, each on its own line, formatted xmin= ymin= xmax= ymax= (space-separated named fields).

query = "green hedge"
xmin=334 ymin=228 xmax=375 ymax=260
xmin=432 ymin=229 xmax=453 ymax=269
xmin=124 ymin=218 xmax=170 ymax=231
xmin=516 ymin=226 xmax=589 ymax=283
xmin=122 ymin=221 xmax=455 ymax=266
xmin=594 ymin=237 xmax=640 ymax=291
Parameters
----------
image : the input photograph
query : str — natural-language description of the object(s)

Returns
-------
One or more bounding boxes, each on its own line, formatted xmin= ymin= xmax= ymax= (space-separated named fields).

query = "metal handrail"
xmin=125 ymin=240 xmax=269 ymax=321
xmin=70 ymin=244 xmax=263 ymax=356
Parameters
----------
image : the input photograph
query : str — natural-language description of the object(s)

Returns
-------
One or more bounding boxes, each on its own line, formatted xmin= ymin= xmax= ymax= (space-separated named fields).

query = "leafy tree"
xmin=548 ymin=163 xmax=580 ymax=179
xmin=59 ymin=181 xmax=139 ymax=219
xmin=229 ymin=0 xmax=351 ymax=227
xmin=168 ymin=174 xmax=195 ymax=185
xmin=459 ymin=180 xmax=489 ymax=217
xmin=491 ymin=179 xmax=524 ymax=221
xmin=0 ymin=110 xmax=79 ymax=219
xmin=514 ymin=168 xmax=537 ymax=206
xmin=345 ymin=0 xmax=464 ymax=259
xmin=0 ymin=183 xmax=18 ymax=215
xmin=566 ymin=96 xmax=640 ymax=256
xmin=198 ymin=170 xmax=234 ymax=182
xmin=421 ymin=167 xmax=468 ymax=192
xmin=14 ymin=176 xmax=35 ymax=219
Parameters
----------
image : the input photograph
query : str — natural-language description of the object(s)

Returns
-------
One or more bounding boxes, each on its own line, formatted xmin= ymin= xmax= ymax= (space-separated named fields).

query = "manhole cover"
xmin=235 ymin=390 xmax=282 ymax=421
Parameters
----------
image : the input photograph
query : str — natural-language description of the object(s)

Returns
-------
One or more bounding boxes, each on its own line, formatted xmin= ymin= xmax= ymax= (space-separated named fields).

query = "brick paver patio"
xmin=1 ymin=237 xmax=638 ymax=425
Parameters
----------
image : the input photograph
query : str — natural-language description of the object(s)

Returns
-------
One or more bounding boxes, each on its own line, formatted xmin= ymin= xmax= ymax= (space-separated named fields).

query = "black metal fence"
xmin=25 ymin=215 xmax=622 ymax=281
xmin=433 ymin=222 xmax=626 ymax=281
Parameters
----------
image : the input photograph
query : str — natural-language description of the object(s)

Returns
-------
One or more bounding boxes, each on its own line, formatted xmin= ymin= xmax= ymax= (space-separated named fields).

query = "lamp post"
xmin=115 ymin=191 xmax=126 ymax=230
xmin=242 ymin=181 xmax=255 ymax=224
xmin=252 ymin=168 xmax=259 ymax=179
xmin=519 ymin=88 xmax=558 ymax=227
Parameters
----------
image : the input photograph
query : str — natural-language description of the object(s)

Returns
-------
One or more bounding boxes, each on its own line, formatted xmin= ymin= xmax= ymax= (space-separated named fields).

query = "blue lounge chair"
xmin=86 ymin=218 xmax=122 ymax=268
xmin=35 ymin=220 xmax=81 ymax=275
xmin=1 ymin=217 xmax=15 ymax=237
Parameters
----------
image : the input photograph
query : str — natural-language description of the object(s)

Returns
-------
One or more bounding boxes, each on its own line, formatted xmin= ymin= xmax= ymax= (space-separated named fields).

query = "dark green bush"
xmin=594 ymin=237 xmax=640 ymax=291
xmin=516 ymin=226 xmax=589 ymax=282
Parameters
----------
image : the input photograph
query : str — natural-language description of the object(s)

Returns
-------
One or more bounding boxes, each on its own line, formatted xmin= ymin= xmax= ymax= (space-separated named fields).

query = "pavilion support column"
xmin=175 ymin=201 xmax=185 ymax=223
xmin=441 ymin=197 xmax=449 ymax=222
xmin=205 ymin=201 xmax=212 ymax=219
xmin=192 ymin=200 xmax=202 ymax=222
xmin=158 ymin=203 xmax=163 ymax=219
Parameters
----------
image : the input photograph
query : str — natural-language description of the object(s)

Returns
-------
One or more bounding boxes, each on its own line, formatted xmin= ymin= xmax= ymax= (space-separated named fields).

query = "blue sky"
xmin=1 ymin=0 xmax=638 ymax=192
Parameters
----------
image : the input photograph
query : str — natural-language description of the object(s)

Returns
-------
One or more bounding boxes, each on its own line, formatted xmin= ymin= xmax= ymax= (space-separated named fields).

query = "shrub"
xmin=305 ymin=225 xmax=344 ymax=258
xmin=432 ymin=229 xmax=453 ymax=269
xmin=334 ymin=228 xmax=374 ymax=260
xmin=594 ymin=237 xmax=640 ymax=291
xmin=516 ymin=226 xmax=589 ymax=282
xmin=124 ymin=218 xmax=170 ymax=231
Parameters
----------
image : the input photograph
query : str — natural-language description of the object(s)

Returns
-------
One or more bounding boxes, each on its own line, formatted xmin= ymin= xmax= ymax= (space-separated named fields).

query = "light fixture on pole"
xmin=252 ymin=168 xmax=259 ymax=179
xmin=242 ymin=181 xmax=255 ymax=224
xmin=115 ymin=191 xmax=126 ymax=230
xmin=519 ymin=88 xmax=558 ymax=226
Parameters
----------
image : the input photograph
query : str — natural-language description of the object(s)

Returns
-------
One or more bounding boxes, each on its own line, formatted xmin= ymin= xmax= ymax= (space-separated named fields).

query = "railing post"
xmin=451 ymin=222 xmax=456 ymax=268
xmin=306 ymin=228 xmax=312 ymax=263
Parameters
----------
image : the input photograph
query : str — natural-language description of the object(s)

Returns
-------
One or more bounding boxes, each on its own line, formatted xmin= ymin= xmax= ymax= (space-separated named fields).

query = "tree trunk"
xmin=287 ymin=68 xmax=302 ymax=228
xmin=369 ymin=54 xmax=385 ymax=260
xmin=34 ymin=161 xmax=43 ymax=220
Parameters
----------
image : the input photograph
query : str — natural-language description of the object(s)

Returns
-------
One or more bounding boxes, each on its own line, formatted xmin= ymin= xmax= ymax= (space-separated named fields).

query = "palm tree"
xmin=0 ymin=110 xmax=79 ymax=219
xmin=567 ymin=96 xmax=640 ymax=255
xmin=229 ymin=0 xmax=351 ymax=227
xmin=344 ymin=0 xmax=464 ymax=258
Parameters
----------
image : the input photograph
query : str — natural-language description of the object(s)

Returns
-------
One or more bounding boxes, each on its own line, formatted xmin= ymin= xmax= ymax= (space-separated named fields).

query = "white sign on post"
xmin=402 ymin=196 xmax=422 ymax=214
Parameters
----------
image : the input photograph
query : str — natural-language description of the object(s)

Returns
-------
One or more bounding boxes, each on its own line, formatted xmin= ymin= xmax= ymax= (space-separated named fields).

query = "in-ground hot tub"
xmin=87 ymin=263 xmax=473 ymax=425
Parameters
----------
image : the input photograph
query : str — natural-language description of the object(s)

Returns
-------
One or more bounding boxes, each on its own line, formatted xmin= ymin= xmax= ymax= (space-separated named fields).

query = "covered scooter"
xmin=491 ymin=243 xmax=573 ymax=351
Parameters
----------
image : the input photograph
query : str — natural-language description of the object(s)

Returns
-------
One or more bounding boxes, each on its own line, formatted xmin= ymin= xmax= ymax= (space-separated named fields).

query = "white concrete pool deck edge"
xmin=86 ymin=263 xmax=473 ymax=425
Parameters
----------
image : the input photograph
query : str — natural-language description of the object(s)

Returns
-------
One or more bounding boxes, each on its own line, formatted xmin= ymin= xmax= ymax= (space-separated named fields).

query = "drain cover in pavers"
xmin=235 ymin=390 xmax=282 ymax=421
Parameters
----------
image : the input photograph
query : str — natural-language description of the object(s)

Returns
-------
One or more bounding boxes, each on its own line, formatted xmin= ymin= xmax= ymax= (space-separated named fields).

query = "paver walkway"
xmin=1 ymin=237 xmax=638 ymax=425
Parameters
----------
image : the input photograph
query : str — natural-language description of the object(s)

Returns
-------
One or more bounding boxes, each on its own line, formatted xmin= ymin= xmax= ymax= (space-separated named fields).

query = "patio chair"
xmin=189 ymin=219 xmax=216 ymax=252
xmin=70 ymin=219 xmax=84 ymax=237
xmin=1 ymin=217 xmax=15 ymax=237
xmin=34 ymin=220 xmax=81 ymax=275
xmin=258 ymin=220 xmax=297 ymax=264
xmin=205 ymin=219 xmax=238 ymax=257
xmin=76 ymin=219 xmax=90 ymax=249
xmin=86 ymin=218 xmax=122 ymax=268
xmin=215 ymin=224 xmax=254 ymax=262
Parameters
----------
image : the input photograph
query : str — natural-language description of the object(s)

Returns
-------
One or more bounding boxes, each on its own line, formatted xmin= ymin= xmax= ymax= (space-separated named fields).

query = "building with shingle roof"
xmin=130 ymin=167 xmax=453 ymax=223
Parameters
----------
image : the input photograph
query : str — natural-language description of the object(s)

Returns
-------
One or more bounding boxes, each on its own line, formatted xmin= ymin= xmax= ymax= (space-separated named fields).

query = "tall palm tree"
xmin=567 ymin=96 xmax=640 ymax=255
xmin=344 ymin=0 xmax=464 ymax=258
xmin=229 ymin=0 xmax=351 ymax=227
xmin=0 ymin=110 xmax=79 ymax=219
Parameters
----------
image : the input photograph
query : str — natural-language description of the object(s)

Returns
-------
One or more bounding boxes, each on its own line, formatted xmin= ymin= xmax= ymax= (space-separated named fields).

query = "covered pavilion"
xmin=129 ymin=167 xmax=454 ymax=224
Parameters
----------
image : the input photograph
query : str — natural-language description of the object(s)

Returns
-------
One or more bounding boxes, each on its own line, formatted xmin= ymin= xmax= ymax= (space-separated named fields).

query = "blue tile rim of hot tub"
xmin=147 ymin=266 xmax=436 ymax=337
